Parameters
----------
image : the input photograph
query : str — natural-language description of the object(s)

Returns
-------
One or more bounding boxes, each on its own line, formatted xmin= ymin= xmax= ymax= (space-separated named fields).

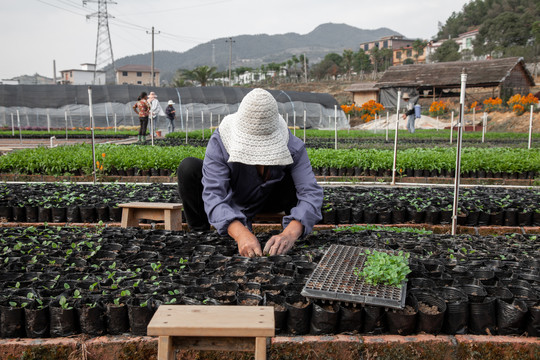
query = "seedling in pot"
xmin=27 ymin=293 xmax=45 ymax=309
xmin=9 ymin=300 xmax=29 ymax=308
xmin=59 ymin=296 xmax=72 ymax=310
xmin=73 ymin=289 xmax=82 ymax=299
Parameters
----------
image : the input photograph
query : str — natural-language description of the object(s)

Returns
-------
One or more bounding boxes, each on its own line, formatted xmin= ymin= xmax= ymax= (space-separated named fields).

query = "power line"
xmin=119 ymin=0 xmax=233 ymax=16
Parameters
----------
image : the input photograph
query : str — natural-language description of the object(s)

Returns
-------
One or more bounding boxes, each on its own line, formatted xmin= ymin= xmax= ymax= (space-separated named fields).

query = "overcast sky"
xmin=1 ymin=0 xmax=470 ymax=79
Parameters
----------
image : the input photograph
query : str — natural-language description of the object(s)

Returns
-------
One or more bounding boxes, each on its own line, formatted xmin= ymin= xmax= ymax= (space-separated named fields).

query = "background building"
xmin=60 ymin=63 xmax=105 ymax=85
xmin=116 ymin=65 xmax=160 ymax=86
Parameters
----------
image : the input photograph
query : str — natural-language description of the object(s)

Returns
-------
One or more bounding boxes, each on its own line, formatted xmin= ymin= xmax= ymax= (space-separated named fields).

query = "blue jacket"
xmin=202 ymin=129 xmax=323 ymax=237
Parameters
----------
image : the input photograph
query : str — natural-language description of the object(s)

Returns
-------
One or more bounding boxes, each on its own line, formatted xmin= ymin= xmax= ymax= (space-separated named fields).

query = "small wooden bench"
xmin=147 ymin=305 xmax=274 ymax=360
xmin=118 ymin=202 xmax=183 ymax=231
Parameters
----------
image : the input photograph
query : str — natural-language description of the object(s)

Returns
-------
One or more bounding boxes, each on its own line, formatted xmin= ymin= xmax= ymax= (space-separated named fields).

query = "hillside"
xmin=110 ymin=23 xmax=401 ymax=82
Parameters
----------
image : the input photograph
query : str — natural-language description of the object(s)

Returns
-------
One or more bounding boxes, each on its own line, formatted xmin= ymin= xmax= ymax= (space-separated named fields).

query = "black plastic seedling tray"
xmin=301 ymin=244 xmax=407 ymax=309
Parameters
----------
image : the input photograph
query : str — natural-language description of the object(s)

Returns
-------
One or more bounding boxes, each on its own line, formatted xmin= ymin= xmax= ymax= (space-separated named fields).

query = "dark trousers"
xmin=139 ymin=117 xmax=149 ymax=135
xmin=177 ymin=157 xmax=297 ymax=231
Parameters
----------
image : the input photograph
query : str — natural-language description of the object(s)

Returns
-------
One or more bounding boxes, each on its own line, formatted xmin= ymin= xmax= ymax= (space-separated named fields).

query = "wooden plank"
xmin=157 ymin=336 xmax=174 ymax=360
xmin=131 ymin=208 xmax=166 ymax=221
xmin=173 ymin=336 xmax=254 ymax=352
xmin=147 ymin=306 xmax=275 ymax=337
xmin=118 ymin=202 xmax=183 ymax=210
xmin=255 ymin=337 xmax=267 ymax=360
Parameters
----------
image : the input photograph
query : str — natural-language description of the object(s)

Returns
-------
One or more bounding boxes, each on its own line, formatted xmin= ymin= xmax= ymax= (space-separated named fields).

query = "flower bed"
xmin=0 ymin=225 xmax=538 ymax=338
xmin=1 ymin=184 xmax=539 ymax=226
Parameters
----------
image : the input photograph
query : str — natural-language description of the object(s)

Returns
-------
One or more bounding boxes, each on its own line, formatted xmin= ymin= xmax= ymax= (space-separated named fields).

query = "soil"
xmin=244 ymin=288 xmax=261 ymax=295
xmin=292 ymin=301 xmax=309 ymax=309
xmin=267 ymin=301 xmax=286 ymax=311
xmin=418 ymin=302 xmax=440 ymax=315
xmin=265 ymin=290 xmax=281 ymax=295
xmin=239 ymin=298 xmax=260 ymax=306
xmin=392 ymin=305 xmax=416 ymax=315
xmin=214 ymin=290 xmax=235 ymax=297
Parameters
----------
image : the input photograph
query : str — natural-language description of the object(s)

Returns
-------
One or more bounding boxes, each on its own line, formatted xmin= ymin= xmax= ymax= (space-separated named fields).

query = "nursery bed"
xmin=1 ymin=184 xmax=538 ymax=227
xmin=0 ymin=226 xmax=538 ymax=339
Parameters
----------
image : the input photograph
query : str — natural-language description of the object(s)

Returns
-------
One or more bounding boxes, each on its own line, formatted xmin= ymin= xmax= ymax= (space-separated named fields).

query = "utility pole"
xmin=225 ymin=37 xmax=235 ymax=86
xmin=212 ymin=43 xmax=215 ymax=64
xmin=53 ymin=60 xmax=57 ymax=84
xmin=146 ymin=26 xmax=160 ymax=87
xmin=303 ymin=53 xmax=308 ymax=83
xmin=83 ymin=0 xmax=116 ymax=84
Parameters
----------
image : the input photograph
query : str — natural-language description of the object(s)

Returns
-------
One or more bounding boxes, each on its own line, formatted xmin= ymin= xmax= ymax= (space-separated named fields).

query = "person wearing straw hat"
xmin=148 ymin=92 xmax=165 ymax=137
xmin=177 ymin=88 xmax=323 ymax=257
xmin=401 ymin=93 xmax=416 ymax=133
xmin=165 ymin=100 xmax=176 ymax=133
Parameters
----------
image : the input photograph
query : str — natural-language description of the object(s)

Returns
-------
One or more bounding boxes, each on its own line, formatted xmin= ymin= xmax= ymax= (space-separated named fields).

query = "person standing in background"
xmin=165 ymin=100 xmax=176 ymax=133
xmin=148 ymin=92 xmax=165 ymax=137
xmin=132 ymin=92 xmax=150 ymax=142
xmin=401 ymin=93 xmax=416 ymax=133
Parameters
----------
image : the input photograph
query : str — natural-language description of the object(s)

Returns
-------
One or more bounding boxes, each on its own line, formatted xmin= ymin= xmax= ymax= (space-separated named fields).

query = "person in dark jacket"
xmin=132 ymin=92 xmax=150 ymax=142
xmin=165 ymin=100 xmax=176 ymax=133
xmin=177 ymin=89 xmax=323 ymax=257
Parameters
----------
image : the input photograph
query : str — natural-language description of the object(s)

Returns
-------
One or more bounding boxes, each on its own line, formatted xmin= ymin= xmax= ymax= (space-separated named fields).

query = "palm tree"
xmin=183 ymin=65 xmax=217 ymax=86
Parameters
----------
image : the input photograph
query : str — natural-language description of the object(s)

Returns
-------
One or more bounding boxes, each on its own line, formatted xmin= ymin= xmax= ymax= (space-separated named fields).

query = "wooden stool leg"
xmin=165 ymin=209 xmax=183 ymax=231
xmin=121 ymin=208 xmax=139 ymax=228
xmin=158 ymin=336 xmax=175 ymax=360
xmin=255 ymin=337 xmax=266 ymax=360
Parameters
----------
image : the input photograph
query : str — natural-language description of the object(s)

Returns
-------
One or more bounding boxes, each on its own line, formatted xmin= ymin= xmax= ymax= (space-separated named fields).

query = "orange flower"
xmin=96 ymin=161 xmax=100 ymax=167
xmin=102 ymin=153 xmax=106 ymax=158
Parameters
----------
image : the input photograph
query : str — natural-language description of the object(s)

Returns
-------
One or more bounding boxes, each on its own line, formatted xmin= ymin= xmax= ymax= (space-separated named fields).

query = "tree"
xmin=182 ymin=65 xmax=217 ymax=86
xmin=473 ymin=11 xmax=534 ymax=57
xmin=342 ymin=49 xmax=354 ymax=79
xmin=352 ymin=49 xmax=372 ymax=72
xmin=370 ymin=47 xmax=393 ymax=72
xmin=171 ymin=69 xmax=192 ymax=87
xmin=411 ymin=39 xmax=428 ymax=63
xmin=430 ymin=39 xmax=461 ymax=62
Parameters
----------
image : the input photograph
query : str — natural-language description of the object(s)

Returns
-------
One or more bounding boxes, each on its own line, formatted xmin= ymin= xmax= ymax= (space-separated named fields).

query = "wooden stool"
xmin=118 ymin=202 xmax=183 ymax=231
xmin=253 ymin=211 xmax=285 ymax=223
xmin=147 ymin=305 xmax=274 ymax=360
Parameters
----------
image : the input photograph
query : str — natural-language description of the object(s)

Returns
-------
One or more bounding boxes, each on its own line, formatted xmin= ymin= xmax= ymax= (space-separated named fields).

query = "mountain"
xmin=111 ymin=23 xmax=401 ymax=82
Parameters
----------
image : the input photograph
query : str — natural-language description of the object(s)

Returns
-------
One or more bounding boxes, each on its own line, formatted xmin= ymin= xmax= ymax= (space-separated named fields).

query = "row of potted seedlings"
xmin=1 ymin=184 xmax=539 ymax=227
xmin=0 ymin=226 xmax=538 ymax=338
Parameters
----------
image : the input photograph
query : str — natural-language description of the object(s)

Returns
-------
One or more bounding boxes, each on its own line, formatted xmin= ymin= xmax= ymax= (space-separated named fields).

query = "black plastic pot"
xmin=127 ymin=299 xmax=154 ymax=336
xmin=285 ymin=295 xmax=312 ymax=335
xmin=386 ymin=295 xmax=418 ymax=335
xmin=0 ymin=305 xmax=25 ymax=338
xmin=24 ymin=305 xmax=50 ymax=338
xmin=527 ymin=305 xmax=540 ymax=336
xmin=49 ymin=305 xmax=79 ymax=337
xmin=265 ymin=293 xmax=287 ymax=334
xmin=310 ymin=302 xmax=339 ymax=335
xmin=436 ymin=287 xmax=469 ymax=335
xmin=66 ymin=206 xmax=81 ymax=223
xmin=79 ymin=206 xmax=97 ymax=223
xmin=0 ymin=205 xmax=13 ymax=221
xmin=13 ymin=206 xmax=26 ymax=222
xmin=414 ymin=292 xmax=447 ymax=335
xmin=51 ymin=207 xmax=67 ymax=223
xmin=109 ymin=206 xmax=122 ymax=222
xmin=38 ymin=206 xmax=52 ymax=222
xmin=25 ymin=206 xmax=38 ymax=222
xmin=460 ymin=284 xmax=487 ymax=303
xmin=78 ymin=302 xmax=106 ymax=336
xmin=503 ymin=208 xmax=517 ymax=226
xmin=337 ymin=304 xmax=363 ymax=333
xmin=469 ymin=297 xmax=497 ymax=335
xmin=363 ymin=305 xmax=385 ymax=334
xmin=496 ymin=299 xmax=528 ymax=335
xmin=106 ymin=303 xmax=129 ymax=335
xmin=237 ymin=293 xmax=263 ymax=306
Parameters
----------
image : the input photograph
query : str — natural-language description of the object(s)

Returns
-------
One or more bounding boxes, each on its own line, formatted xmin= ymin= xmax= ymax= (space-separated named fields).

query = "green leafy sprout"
xmin=354 ymin=249 xmax=411 ymax=288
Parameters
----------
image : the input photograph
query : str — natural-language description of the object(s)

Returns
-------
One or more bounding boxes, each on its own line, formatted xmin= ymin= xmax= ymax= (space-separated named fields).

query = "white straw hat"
xmin=219 ymin=88 xmax=292 ymax=166
xmin=167 ymin=100 xmax=174 ymax=105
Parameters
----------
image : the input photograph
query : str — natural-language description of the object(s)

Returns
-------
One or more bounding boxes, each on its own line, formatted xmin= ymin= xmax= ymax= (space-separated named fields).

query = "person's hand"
xmin=228 ymin=220 xmax=262 ymax=257
xmin=237 ymin=234 xmax=262 ymax=257
xmin=263 ymin=220 xmax=304 ymax=256
xmin=263 ymin=232 xmax=296 ymax=256
xmin=402 ymin=113 xmax=406 ymax=120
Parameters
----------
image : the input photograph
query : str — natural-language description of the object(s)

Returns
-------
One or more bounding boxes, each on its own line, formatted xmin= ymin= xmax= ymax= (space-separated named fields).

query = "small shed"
xmin=344 ymin=82 xmax=379 ymax=105
xmin=375 ymin=57 xmax=535 ymax=108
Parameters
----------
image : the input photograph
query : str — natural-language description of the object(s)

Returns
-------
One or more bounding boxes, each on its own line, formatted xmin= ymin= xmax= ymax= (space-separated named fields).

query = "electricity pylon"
xmin=83 ymin=0 xmax=116 ymax=84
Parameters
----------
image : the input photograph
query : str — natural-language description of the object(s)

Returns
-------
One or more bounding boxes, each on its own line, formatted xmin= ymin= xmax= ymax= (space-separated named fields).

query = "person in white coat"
xmin=148 ymin=92 xmax=165 ymax=137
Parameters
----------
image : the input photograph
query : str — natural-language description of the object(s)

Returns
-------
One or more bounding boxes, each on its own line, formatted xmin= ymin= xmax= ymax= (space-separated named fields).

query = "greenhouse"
xmin=0 ymin=85 xmax=349 ymax=131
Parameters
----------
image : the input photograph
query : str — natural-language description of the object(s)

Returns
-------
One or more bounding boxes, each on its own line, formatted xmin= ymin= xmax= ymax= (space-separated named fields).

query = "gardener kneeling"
xmin=178 ymin=89 xmax=323 ymax=257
